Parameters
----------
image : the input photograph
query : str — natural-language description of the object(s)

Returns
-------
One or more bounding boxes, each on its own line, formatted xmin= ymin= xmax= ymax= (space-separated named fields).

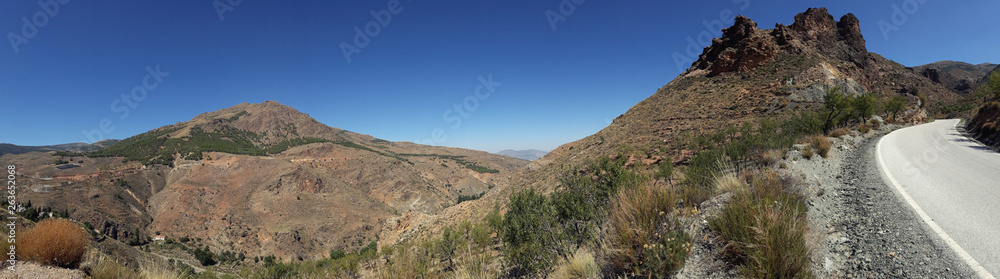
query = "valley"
xmin=2 ymin=4 xmax=999 ymax=279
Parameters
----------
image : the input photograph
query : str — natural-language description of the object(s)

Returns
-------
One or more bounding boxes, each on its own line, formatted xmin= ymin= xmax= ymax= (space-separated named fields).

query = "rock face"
xmin=693 ymin=8 xmax=868 ymax=76
xmin=913 ymin=61 xmax=998 ymax=94
xmin=696 ymin=15 xmax=778 ymax=76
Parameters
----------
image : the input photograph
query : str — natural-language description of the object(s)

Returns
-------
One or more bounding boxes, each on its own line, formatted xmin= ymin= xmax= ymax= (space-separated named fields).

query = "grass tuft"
xmin=806 ymin=135 xmax=831 ymax=158
xmin=604 ymin=182 xmax=688 ymax=277
xmin=709 ymin=172 xmax=813 ymax=279
xmin=828 ymin=128 xmax=850 ymax=138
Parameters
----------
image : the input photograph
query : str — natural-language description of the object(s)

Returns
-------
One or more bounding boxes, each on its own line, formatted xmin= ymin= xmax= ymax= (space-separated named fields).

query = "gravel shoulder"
xmin=791 ymin=125 xmax=978 ymax=278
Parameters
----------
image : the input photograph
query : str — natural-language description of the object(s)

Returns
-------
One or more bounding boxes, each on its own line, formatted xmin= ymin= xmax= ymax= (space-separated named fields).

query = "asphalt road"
xmin=877 ymin=119 xmax=1000 ymax=279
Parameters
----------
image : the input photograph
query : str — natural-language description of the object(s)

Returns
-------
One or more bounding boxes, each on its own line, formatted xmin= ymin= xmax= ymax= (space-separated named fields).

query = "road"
xmin=877 ymin=119 xmax=1000 ymax=279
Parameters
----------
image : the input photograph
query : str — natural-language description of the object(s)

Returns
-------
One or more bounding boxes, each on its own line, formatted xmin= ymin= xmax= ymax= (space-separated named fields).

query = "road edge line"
xmin=875 ymin=126 xmax=996 ymax=279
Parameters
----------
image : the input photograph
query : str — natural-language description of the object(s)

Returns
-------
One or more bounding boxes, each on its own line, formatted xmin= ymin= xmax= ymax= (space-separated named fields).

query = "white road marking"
xmin=876 ymin=125 xmax=996 ymax=279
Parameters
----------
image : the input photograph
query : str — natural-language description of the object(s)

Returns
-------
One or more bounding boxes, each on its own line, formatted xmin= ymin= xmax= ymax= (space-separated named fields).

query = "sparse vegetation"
xmin=604 ymin=180 xmax=688 ymax=277
xmin=709 ymin=172 xmax=812 ymax=279
xmin=457 ymin=192 xmax=485 ymax=204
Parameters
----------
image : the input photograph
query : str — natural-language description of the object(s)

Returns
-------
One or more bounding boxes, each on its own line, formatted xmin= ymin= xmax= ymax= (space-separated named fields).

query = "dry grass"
xmin=760 ymin=149 xmax=784 ymax=166
xmin=84 ymin=251 xmax=143 ymax=279
xmin=807 ymin=135 xmax=831 ymax=158
xmin=800 ymin=146 xmax=814 ymax=160
xmin=714 ymin=172 xmax=747 ymax=194
xmin=868 ymin=118 xmax=882 ymax=129
xmin=19 ymin=218 xmax=89 ymax=268
xmin=604 ymin=182 xmax=688 ymax=277
xmin=552 ymin=250 xmax=599 ymax=279
xmin=858 ymin=124 xmax=871 ymax=134
xmin=709 ymin=172 xmax=813 ymax=279
xmin=828 ymin=128 xmax=850 ymax=138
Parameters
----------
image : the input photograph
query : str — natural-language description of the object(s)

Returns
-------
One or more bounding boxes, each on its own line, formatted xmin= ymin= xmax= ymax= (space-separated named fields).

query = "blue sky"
xmin=1 ymin=1 xmax=997 ymax=153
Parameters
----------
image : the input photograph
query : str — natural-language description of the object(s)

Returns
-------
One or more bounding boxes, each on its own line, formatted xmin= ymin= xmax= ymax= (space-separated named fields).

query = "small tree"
xmin=501 ymin=189 xmax=559 ymax=276
xmin=850 ymin=93 xmax=877 ymax=124
xmin=822 ymin=87 xmax=849 ymax=134
xmin=977 ymin=71 xmax=1000 ymax=101
xmin=885 ymin=95 xmax=906 ymax=120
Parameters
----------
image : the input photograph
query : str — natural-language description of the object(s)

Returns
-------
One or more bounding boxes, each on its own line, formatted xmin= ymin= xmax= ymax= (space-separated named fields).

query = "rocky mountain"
xmin=2 ymin=101 xmax=526 ymax=260
xmin=913 ymin=61 xmax=998 ymax=94
xmin=0 ymin=140 xmax=119 ymax=156
xmin=399 ymin=7 xmax=972 ymax=241
xmin=495 ymin=149 xmax=548 ymax=161
xmin=967 ymin=66 xmax=1000 ymax=148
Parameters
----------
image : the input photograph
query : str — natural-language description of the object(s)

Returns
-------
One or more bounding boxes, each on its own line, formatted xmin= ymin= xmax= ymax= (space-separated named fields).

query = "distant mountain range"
xmin=0 ymin=140 xmax=119 ymax=156
xmin=495 ymin=149 xmax=548 ymax=161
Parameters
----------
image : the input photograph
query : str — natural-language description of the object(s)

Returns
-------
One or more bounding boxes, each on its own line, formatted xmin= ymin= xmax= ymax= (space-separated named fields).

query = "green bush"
xmin=501 ymin=189 xmax=559 ymax=276
xmin=709 ymin=174 xmax=812 ymax=279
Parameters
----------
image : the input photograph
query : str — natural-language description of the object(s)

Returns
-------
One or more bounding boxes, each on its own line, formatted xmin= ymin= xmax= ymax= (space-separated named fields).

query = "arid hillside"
xmin=2 ymin=101 xmax=526 ymax=261
xmin=402 ymin=8 xmax=975 ymax=241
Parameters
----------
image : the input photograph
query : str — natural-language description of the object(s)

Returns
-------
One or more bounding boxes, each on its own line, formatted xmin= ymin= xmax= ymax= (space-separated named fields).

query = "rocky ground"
xmin=0 ymin=262 xmax=84 ymax=279
xmin=675 ymin=121 xmax=981 ymax=278
xmin=792 ymin=125 xmax=978 ymax=278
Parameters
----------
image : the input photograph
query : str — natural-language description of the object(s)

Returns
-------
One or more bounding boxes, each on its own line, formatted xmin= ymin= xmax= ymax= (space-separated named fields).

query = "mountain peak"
xmin=691 ymin=7 xmax=867 ymax=76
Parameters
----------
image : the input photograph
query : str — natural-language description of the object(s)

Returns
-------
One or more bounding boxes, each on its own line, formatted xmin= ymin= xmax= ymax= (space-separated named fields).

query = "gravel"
xmin=0 ymin=262 xmax=84 ymax=279
xmin=796 ymin=126 xmax=978 ymax=278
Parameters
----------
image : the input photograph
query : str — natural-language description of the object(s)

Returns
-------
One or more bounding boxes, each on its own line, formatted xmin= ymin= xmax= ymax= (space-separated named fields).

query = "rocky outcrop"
xmin=921 ymin=68 xmax=941 ymax=83
xmin=692 ymin=7 xmax=868 ymax=76
xmin=696 ymin=15 xmax=779 ymax=76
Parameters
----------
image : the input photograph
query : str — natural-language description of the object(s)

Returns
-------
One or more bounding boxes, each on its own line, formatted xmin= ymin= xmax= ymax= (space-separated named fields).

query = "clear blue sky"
xmin=1 ymin=1 xmax=997 ymax=153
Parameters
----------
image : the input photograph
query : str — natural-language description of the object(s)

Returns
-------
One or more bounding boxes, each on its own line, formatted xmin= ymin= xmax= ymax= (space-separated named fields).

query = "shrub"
xmin=760 ymin=149 xmax=784 ymax=166
xmin=604 ymin=182 xmax=688 ymax=277
xmin=500 ymin=189 xmax=559 ymax=276
xmin=828 ymin=128 xmax=849 ymax=138
xmin=709 ymin=174 xmax=812 ymax=279
xmin=857 ymin=124 xmax=870 ymax=134
xmin=19 ymin=218 xmax=88 ymax=268
xmin=800 ymin=146 xmax=814 ymax=160
xmin=330 ymin=249 xmax=346 ymax=260
xmin=457 ymin=192 xmax=485 ymax=204
xmin=807 ymin=136 xmax=831 ymax=158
